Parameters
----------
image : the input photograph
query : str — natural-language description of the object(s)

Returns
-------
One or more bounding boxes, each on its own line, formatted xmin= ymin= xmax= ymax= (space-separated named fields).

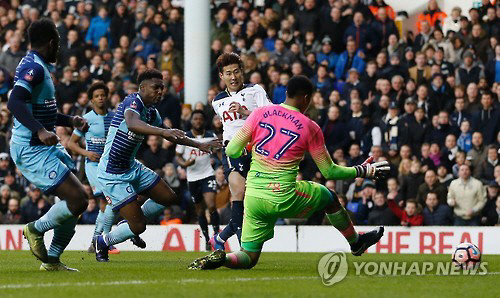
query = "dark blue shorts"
xmin=221 ymin=148 xmax=251 ymax=181
xmin=188 ymin=176 xmax=216 ymax=204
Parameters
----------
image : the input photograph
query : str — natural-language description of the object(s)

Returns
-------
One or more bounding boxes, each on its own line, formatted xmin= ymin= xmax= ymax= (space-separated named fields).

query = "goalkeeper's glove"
xmin=354 ymin=156 xmax=391 ymax=179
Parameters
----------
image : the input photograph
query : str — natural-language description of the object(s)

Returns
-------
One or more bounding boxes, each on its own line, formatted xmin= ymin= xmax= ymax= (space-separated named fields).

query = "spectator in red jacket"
xmin=388 ymin=198 xmax=424 ymax=226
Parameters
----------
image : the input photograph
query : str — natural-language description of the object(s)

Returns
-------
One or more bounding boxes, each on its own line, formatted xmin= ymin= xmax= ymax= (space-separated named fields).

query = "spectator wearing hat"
xmin=20 ymin=185 xmax=51 ymax=224
xmin=335 ymin=39 xmax=366 ymax=81
xmin=371 ymin=7 xmax=399 ymax=51
xmin=130 ymin=24 xmax=161 ymax=61
xmin=443 ymin=7 xmax=463 ymax=35
xmin=321 ymin=6 xmax=347 ymax=54
xmin=456 ymin=16 xmax=472 ymax=44
xmin=472 ymin=91 xmax=499 ymax=144
xmin=316 ymin=36 xmax=338 ymax=71
xmin=448 ymin=164 xmax=486 ymax=226
xmin=455 ymin=50 xmax=484 ymax=87
xmin=85 ymin=6 xmax=111 ymax=48
xmin=401 ymin=46 xmax=416 ymax=69
xmin=0 ymin=198 xmax=22 ymax=224
xmin=480 ymin=182 xmax=499 ymax=225
xmin=409 ymin=51 xmax=432 ymax=86
xmin=342 ymin=68 xmax=368 ymax=100
xmin=423 ymin=192 xmax=453 ymax=225
xmin=350 ymin=179 xmax=377 ymax=224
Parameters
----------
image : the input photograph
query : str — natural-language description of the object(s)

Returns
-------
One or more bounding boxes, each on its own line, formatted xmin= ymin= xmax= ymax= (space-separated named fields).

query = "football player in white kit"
xmin=210 ymin=52 xmax=272 ymax=250
xmin=176 ymin=110 xmax=219 ymax=251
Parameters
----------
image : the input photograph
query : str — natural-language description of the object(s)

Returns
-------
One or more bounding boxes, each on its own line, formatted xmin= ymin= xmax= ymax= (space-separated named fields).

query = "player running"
xmin=176 ymin=110 xmax=220 ymax=251
xmin=211 ymin=52 xmax=272 ymax=250
xmin=67 ymin=82 xmax=145 ymax=253
xmin=93 ymin=69 xmax=221 ymax=262
xmin=9 ymin=19 xmax=89 ymax=271
xmin=189 ymin=76 xmax=390 ymax=270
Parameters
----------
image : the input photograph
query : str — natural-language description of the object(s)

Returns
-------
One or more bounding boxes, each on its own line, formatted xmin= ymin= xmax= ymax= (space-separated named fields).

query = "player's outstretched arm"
xmin=168 ymin=137 xmax=222 ymax=154
xmin=7 ymin=85 xmax=58 ymax=145
xmin=226 ymin=112 xmax=254 ymax=158
xmin=309 ymin=130 xmax=390 ymax=180
xmin=125 ymin=109 xmax=185 ymax=138
xmin=66 ymin=133 xmax=101 ymax=162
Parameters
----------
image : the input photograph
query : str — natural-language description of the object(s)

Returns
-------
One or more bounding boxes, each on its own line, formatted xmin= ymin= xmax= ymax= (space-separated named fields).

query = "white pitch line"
xmin=1 ymin=272 xmax=499 ymax=290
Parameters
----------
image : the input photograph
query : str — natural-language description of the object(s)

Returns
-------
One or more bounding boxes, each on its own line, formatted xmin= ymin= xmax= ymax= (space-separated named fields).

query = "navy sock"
xmin=230 ymin=201 xmax=244 ymax=244
xmin=198 ymin=214 xmax=209 ymax=242
xmin=210 ymin=210 xmax=220 ymax=234
xmin=218 ymin=220 xmax=234 ymax=242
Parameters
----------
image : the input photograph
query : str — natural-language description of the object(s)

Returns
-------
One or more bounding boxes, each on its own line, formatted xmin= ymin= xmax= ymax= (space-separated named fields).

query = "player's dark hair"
xmin=191 ymin=110 xmax=206 ymax=121
xmin=137 ymin=68 xmax=163 ymax=85
xmin=286 ymin=75 xmax=314 ymax=99
xmin=28 ymin=18 xmax=59 ymax=48
xmin=216 ymin=52 xmax=243 ymax=73
xmin=87 ymin=81 xmax=109 ymax=99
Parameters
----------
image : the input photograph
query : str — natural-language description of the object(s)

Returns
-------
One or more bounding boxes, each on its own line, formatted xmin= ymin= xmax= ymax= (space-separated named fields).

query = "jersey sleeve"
xmin=152 ymin=109 xmax=162 ymax=127
xmin=14 ymin=62 xmax=45 ymax=94
xmin=307 ymin=125 xmax=357 ymax=180
xmin=124 ymin=98 xmax=145 ymax=115
xmin=175 ymin=144 xmax=185 ymax=155
xmin=225 ymin=108 xmax=259 ymax=158
xmin=254 ymin=85 xmax=273 ymax=107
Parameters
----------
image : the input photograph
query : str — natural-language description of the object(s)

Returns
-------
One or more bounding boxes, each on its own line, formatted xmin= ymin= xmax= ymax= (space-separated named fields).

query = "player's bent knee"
xmin=129 ymin=221 xmax=146 ymax=235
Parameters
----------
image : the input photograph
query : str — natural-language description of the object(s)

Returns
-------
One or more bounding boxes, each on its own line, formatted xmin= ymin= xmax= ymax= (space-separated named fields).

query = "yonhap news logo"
xmin=317 ymin=253 xmax=489 ymax=286
xmin=317 ymin=252 xmax=348 ymax=286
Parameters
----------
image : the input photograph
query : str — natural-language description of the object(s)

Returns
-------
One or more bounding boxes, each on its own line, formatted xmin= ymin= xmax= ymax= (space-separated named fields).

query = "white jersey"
xmin=176 ymin=130 xmax=216 ymax=182
xmin=212 ymin=84 xmax=272 ymax=143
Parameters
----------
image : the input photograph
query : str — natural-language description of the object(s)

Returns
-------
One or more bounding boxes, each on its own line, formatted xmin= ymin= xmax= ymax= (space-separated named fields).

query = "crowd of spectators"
xmin=0 ymin=0 xmax=498 ymax=227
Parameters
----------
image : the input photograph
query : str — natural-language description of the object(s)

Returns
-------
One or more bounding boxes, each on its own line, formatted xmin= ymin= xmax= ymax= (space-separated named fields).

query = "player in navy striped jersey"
xmin=93 ymin=69 xmax=221 ymax=261
xmin=9 ymin=19 xmax=89 ymax=271
xmin=176 ymin=110 xmax=220 ymax=251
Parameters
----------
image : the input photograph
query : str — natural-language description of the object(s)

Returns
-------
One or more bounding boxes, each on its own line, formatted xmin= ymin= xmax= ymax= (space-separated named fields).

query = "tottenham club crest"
xmin=48 ymin=170 xmax=57 ymax=179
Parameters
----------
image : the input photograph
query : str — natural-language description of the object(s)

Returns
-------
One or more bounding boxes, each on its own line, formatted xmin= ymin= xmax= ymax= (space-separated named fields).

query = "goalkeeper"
xmin=189 ymin=76 xmax=390 ymax=270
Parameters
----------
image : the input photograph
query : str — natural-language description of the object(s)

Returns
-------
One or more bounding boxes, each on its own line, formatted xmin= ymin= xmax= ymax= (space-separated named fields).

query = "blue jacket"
xmin=85 ymin=16 xmax=111 ymax=47
xmin=130 ymin=35 xmax=161 ymax=61
xmin=334 ymin=50 xmax=366 ymax=80
xmin=316 ymin=51 xmax=339 ymax=71
xmin=423 ymin=204 xmax=453 ymax=226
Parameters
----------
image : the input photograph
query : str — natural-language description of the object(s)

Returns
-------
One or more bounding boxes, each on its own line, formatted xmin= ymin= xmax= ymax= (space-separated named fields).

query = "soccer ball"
xmin=452 ymin=242 xmax=481 ymax=269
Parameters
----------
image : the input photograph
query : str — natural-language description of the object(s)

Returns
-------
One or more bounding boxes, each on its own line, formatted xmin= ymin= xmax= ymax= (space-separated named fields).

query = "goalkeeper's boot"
xmin=40 ymin=260 xmax=79 ymax=272
xmin=188 ymin=250 xmax=226 ymax=270
xmin=350 ymin=226 xmax=384 ymax=256
xmin=23 ymin=222 xmax=48 ymax=263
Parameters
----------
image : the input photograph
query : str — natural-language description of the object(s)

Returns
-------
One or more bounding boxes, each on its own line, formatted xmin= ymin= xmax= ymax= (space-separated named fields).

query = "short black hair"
xmin=191 ymin=110 xmax=206 ymax=121
xmin=216 ymin=52 xmax=243 ymax=73
xmin=286 ymin=75 xmax=314 ymax=99
xmin=28 ymin=18 xmax=59 ymax=48
xmin=137 ymin=68 xmax=163 ymax=84
xmin=87 ymin=81 xmax=109 ymax=99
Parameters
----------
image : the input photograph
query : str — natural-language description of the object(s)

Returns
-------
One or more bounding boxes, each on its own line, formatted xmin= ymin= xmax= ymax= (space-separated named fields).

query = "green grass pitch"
xmin=0 ymin=251 xmax=499 ymax=298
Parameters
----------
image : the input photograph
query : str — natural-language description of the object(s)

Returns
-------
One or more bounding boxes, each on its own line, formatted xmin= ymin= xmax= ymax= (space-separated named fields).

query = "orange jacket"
xmin=369 ymin=5 xmax=396 ymax=20
xmin=417 ymin=10 xmax=447 ymax=32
